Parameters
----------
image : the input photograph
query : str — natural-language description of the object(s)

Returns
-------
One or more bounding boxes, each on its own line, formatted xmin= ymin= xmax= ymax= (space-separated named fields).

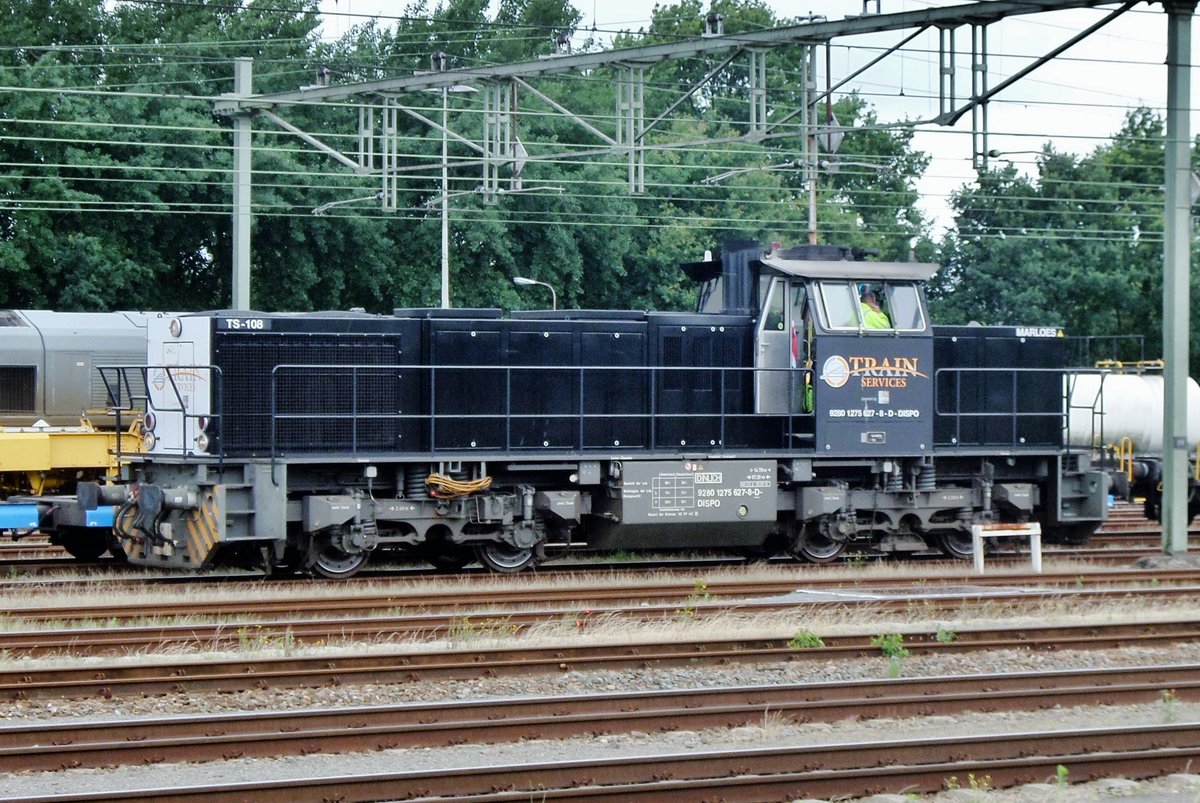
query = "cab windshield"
xmin=816 ymin=281 xmax=926 ymax=332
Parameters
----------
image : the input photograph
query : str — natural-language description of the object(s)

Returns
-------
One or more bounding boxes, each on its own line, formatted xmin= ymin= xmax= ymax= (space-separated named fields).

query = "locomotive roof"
xmin=4 ymin=310 xmax=153 ymax=330
xmin=756 ymin=254 xmax=939 ymax=282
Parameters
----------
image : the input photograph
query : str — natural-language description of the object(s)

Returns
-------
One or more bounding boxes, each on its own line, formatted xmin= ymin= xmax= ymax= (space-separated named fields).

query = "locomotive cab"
xmin=689 ymin=242 xmax=937 ymax=456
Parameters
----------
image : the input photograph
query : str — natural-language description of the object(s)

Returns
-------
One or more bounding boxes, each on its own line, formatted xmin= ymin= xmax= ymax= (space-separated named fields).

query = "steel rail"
xmin=0 ymin=536 xmax=1184 ymax=579
xmin=3 ymin=619 xmax=1200 ymax=702
xmin=4 ymin=582 xmax=1200 ymax=658
xmin=5 ymin=722 xmax=1200 ymax=802
xmin=0 ymin=663 xmax=1196 ymax=774
xmin=7 ymin=566 xmax=1200 ymax=624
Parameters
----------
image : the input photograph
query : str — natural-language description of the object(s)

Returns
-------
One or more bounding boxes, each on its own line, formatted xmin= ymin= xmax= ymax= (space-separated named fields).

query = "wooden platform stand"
xmin=971 ymin=522 xmax=1042 ymax=574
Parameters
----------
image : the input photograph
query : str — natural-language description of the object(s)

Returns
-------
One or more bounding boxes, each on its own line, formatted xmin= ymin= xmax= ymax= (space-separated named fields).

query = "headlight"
xmin=195 ymin=432 xmax=210 ymax=453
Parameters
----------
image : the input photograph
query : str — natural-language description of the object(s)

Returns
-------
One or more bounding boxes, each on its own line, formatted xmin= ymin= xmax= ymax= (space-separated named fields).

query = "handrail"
xmin=1117 ymin=436 xmax=1133 ymax=482
xmin=99 ymin=364 xmax=222 ymax=464
xmin=263 ymin=362 xmax=816 ymax=458
xmin=105 ymin=360 xmax=1102 ymax=460
xmin=933 ymin=365 xmax=1072 ymax=450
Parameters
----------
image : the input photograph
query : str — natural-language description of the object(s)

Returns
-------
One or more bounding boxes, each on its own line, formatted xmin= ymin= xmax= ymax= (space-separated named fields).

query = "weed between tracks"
xmin=2 ymin=561 xmax=1200 ymax=672
xmin=4 ymin=597 xmax=1200 ymax=663
xmin=0 ymin=558 xmax=1146 ymax=612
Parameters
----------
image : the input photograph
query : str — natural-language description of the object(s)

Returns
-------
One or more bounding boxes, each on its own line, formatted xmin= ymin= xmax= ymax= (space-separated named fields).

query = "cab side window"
xmin=817 ymin=282 xmax=860 ymax=330
xmin=763 ymin=282 xmax=785 ymax=331
xmin=884 ymin=284 xmax=926 ymax=331
xmin=817 ymin=280 xmax=927 ymax=332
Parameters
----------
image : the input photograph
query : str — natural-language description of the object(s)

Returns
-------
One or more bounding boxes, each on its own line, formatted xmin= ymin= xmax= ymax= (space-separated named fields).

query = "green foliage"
xmin=934 ymin=627 xmax=957 ymax=644
xmin=676 ymin=578 xmax=711 ymax=619
xmin=931 ymin=106 xmax=1200 ymax=374
xmin=787 ymin=630 xmax=825 ymax=649
xmin=0 ymin=0 xmax=933 ymax=315
xmin=1055 ymin=764 xmax=1070 ymax=787
xmin=871 ymin=632 xmax=909 ymax=658
xmin=236 ymin=624 xmax=297 ymax=654
xmin=1161 ymin=688 xmax=1179 ymax=723
xmin=6 ymin=0 xmax=1188 ymax=364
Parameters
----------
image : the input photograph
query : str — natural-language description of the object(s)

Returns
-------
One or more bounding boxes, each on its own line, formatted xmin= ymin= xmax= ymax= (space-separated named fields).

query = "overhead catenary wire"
xmin=1 ymin=7 xmax=1184 ymax=250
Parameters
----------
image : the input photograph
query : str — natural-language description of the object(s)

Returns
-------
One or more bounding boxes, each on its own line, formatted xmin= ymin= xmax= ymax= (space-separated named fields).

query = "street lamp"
xmin=513 ymin=276 xmax=557 ymax=310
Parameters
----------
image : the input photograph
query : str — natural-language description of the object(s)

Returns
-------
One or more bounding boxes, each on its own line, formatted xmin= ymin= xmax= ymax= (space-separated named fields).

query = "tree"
xmin=0 ymin=0 xmax=933 ymax=318
xmin=932 ymin=107 xmax=1200 ymax=373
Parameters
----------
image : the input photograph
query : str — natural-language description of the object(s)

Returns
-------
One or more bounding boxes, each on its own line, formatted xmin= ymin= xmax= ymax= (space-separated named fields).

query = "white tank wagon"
xmin=1066 ymin=368 xmax=1200 ymax=522
xmin=1067 ymin=372 xmax=1200 ymax=454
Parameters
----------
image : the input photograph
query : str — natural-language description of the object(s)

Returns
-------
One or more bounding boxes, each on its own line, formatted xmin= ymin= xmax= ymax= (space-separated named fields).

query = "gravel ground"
xmin=3 ymin=574 xmax=1199 ymax=801
xmin=4 ymin=642 xmax=1200 ymax=800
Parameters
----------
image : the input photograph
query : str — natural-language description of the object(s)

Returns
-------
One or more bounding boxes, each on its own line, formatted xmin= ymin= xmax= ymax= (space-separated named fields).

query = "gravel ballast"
xmin=3 ymin=570 xmax=1199 ymax=801
xmin=4 ymin=642 xmax=1200 ymax=800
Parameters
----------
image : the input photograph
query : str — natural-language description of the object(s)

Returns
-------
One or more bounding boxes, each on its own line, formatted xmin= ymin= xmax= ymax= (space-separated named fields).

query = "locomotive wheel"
xmin=476 ymin=542 xmax=538 ymax=573
xmin=935 ymin=531 xmax=975 ymax=560
xmin=311 ymin=543 xmax=370 ymax=579
xmin=791 ymin=527 xmax=846 ymax=564
xmin=58 ymin=527 xmax=110 ymax=562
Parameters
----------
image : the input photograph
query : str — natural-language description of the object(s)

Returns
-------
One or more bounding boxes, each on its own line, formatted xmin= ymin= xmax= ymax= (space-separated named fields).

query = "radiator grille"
xmin=0 ymin=367 xmax=36 ymax=414
xmin=213 ymin=334 xmax=404 ymax=455
xmin=91 ymin=353 xmax=147 ymax=410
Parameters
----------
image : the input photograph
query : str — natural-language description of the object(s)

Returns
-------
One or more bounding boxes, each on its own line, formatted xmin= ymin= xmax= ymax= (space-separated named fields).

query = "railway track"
xmin=7 ymin=564 xmax=1199 ymax=621
xmin=0 ymin=506 xmax=1190 ymax=580
xmin=2 ymin=501 xmax=1196 ymax=802
xmin=5 ymin=721 xmax=1198 ymax=802
xmin=4 ymin=579 xmax=1200 ymax=657
xmin=0 ymin=540 xmax=1189 ymax=583
xmin=0 ymin=662 xmax=1193 ymax=774
xmin=3 ymin=618 xmax=1199 ymax=701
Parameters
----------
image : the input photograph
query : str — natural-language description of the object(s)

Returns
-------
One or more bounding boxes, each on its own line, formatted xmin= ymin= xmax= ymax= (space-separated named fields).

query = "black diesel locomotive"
xmin=61 ymin=241 xmax=1109 ymax=577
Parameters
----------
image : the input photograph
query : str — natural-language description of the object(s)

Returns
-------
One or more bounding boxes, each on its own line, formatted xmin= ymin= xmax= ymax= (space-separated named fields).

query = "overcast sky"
xmin=315 ymin=0 xmax=1189 ymax=233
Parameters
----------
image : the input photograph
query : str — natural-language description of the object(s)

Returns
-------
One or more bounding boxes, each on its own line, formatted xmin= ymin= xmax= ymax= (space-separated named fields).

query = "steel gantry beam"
xmin=213 ymin=0 xmax=1132 ymax=111
xmin=216 ymin=0 xmax=1143 ymax=213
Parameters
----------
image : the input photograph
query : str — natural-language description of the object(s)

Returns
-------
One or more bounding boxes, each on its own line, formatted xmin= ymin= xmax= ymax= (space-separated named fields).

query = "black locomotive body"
xmin=67 ymin=242 xmax=1109 ymax=576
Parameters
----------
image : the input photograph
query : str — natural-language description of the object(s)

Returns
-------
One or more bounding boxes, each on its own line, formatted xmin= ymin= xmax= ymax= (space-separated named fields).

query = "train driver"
xmin=860 ymin=288 xmax=891 ymax=329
